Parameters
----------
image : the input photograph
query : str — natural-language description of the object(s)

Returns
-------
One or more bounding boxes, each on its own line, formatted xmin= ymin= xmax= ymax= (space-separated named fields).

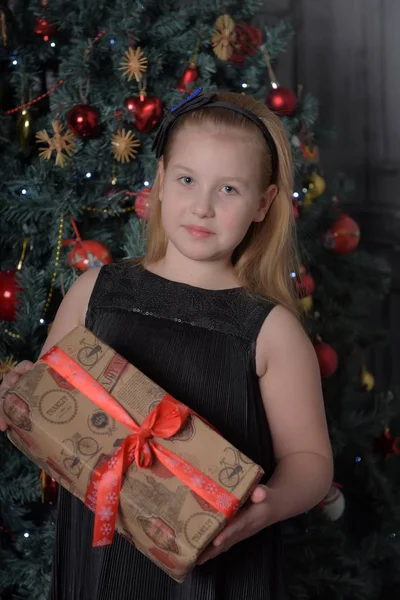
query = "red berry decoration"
xmin=315 ymin=342 xmax=338 ymax=378
xmin=124 ymin=94 xmax=163 ymax=134
xmin=324 ymin=213 xmax=360 ymax=254
xmin=34 ymin=17 xmax=57 ymax=39
xmin=229 ymin=22 xmax=262 ymax=67
xmin=135 ymin=187 xmax=152 ymax=221
xmin=67 ymin=104 xmax=100 ymax=138
xmin=0 ymin=269 xmax=21 ymax=322
xmin=296 ymin=266 xmax=315 ymax=298
xmin=176 ymin=64 xmax=199 ymax=93
xmin=64 ymin=240 xmax=112 ymax=272
xmin=267 ymin=87 xmax=297 ymax=116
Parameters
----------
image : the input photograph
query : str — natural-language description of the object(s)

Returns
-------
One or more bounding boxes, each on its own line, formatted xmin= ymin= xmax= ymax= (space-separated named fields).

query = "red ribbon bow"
xmin=42 ymin=345 xmax=240 ymax=547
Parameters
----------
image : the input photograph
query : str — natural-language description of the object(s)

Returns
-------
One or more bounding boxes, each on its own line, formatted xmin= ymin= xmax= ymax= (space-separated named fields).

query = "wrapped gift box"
xmin=4 ymin=325 xmax=263 ymax=581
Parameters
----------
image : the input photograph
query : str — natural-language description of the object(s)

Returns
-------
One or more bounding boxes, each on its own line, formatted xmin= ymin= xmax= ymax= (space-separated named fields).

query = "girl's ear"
xmin=253 ymin=184 xmax=278 ymax=223
xmin=159 ymin=159 xmax=165 ymax=202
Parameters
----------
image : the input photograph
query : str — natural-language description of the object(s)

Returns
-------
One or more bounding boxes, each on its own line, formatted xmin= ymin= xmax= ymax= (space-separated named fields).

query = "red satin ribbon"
xmin=42 ymin=346 xmax=240 ymax=546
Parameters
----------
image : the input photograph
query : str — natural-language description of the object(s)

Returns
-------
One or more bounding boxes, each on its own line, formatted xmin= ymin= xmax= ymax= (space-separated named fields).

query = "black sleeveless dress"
xmin=50 ymin=261 xmax=285 ymax=600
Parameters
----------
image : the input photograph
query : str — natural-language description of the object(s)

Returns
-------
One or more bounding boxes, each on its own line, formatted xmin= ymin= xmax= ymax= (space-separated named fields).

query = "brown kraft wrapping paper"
xmin=4 ymin=325 xmax=264 ymax=581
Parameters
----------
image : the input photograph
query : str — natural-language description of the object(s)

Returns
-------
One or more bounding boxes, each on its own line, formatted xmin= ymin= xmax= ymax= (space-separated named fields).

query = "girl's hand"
xmin=197 ymin=485 xmax=271 ymax=565
xmin=0 ymin=361 xmax=34 ymax=431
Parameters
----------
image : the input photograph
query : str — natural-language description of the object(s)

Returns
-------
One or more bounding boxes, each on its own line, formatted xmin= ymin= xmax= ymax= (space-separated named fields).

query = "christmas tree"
xmin=1 ymin=1 xmax=399 ymax=599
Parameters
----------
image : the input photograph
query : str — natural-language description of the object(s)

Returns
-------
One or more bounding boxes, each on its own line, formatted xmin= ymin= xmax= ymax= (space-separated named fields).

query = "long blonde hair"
xmin=144 ymin=91 xmax=300 ymax=317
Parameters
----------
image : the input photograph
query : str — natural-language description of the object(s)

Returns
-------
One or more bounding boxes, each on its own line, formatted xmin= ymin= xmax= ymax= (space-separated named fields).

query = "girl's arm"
xmin=198 ymin=305 xmax=333 ymax=565
xmin=256 ymin=305 xmax=333 ymax=521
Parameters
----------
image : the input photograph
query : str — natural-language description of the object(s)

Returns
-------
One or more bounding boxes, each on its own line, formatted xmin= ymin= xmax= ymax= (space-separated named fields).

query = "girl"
xmin=0 ymin=89 xmax=333 ymax=599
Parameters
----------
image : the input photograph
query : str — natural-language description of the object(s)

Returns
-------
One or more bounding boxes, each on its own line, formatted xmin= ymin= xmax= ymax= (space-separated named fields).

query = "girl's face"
xmin=159 ymin=123 xmax=277 ymax=266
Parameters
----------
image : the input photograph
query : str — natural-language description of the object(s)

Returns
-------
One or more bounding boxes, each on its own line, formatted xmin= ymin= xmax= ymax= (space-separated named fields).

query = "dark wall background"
xmin=260 ymin=0 xmax=400 ymax=385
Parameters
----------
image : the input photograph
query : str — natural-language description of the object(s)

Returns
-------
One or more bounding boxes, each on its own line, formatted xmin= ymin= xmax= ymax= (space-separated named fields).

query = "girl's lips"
xmin=184 ymin=226 xmax=215 ymax=238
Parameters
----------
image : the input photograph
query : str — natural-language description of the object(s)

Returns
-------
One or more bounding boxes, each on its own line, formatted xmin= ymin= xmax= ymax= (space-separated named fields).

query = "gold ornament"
xmin=0 ymin=356 xmax=18 ymax=382
xmin=16 ymin=109 xmax=34 ymax=150
xmin=111 ymin=128 xmax=140 ymax=163
xmin=304 ymin=172 xmax=326 ymax=208
xmin=119 ymin=47 xmax=148 ymax=82
xmin=212 ymin=15 xmax=236 ymax=60
xmin=36 ymin=119 xmax=76 ymax=167
xmin=361 ymin=366 xmax=375 ymax=392
xmin=297 ymin=295 xmax=313 ymax=315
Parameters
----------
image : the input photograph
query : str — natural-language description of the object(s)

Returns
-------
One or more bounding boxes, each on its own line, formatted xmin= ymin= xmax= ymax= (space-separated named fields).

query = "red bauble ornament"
xmin=67 ymin=104 xmax=100 ymax=138
xmin=324 ymin=213 xmax=360 ymax=254
xmin=296 ymin=266 xmax=315 ymax=298
xmin=34 ymin=17 xmax=57 ymax=39
xmin=315 ymin=341 xmax=338 ymax=378
xmin=124 ymin=94 xmax=163 ymax=134
xmin=176 ymin=64 xmax=199 ymax=93
xmin=267 ymin=87 xmax=297 ymax=116
xmin=41 ymin=471 xmax=58 ymax=505
xmin=229 ymin=22 xmax=262 ymax=67
xmin=135 ymin=187 xmax=152 ymax=221
xmin=66 ymin=240 xmax=112 ymax=271
xmin=0 ymin=269 xmax=21 ymax=322
xmin=374 ymin=429 xmax=400 ymax=460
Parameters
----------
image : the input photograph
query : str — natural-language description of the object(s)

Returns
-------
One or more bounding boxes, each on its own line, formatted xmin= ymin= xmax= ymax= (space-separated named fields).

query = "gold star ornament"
xmin=212 ymin=15 xmax=237 ymax=61
xmin=111 ymin=128 xmax=140 ymax=163
xmin=119 ymin=47 xmax=148 ymax=82
xmin=36 ymin=119 xmax=76 ymax=167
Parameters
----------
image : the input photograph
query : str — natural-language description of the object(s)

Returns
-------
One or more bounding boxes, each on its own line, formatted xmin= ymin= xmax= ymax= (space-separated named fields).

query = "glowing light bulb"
xmin=21 ymin=189 xmax=27 ymax=195
xmin=241 ymin=83 xmax=248 ymax=89
xmin=86 ymin=172 xmax=92 ymax=178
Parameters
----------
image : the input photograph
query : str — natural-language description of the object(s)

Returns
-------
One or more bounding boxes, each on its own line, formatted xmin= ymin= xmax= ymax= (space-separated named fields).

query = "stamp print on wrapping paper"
xmin=39 ymin=389 xmax=78 ymax=425
xmin=88 ymin=409 xmax=117 ymax=436
xmin=184 ymin=512 xmax=221 ymax=550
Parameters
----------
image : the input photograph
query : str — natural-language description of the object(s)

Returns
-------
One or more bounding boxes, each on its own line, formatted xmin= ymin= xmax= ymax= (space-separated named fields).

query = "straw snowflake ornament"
xmin=111 ymin=128 xmax=140 ymax=163
xmin=36 ymin=119 xmax=76 ymax=167
xmin=119 ymin=47 xmax=148 ymax=82
xmin=212 ymin=15 xmax=237 ymax=60
xmin=0 ymin=356 xmax=18 ymax=382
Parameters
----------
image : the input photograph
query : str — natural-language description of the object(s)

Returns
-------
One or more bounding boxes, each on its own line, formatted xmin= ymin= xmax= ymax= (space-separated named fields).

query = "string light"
xmin=110 ymin=39 xmax=116 ymax=45
xmin=293 ymin=192 xmax=299 ymax=198
xmin=241 ymin=83 xmax=248 ymax=89
xmin=21 ymin=189 xmax=27 ymax=195
xmin=271 ymin=81 xmax=278 ymax=89
xmin=354 ymin=456 xmax=361 ymax=463
xmin=43 ymin=215 xmax=65 ymax=315
xmin=50 ymin=42 xmax=56 ymax=47
xmin=81 ymin=205 xmax=136 ymax=214
xmin=85 ymin=172 xmax=92 ymax=178
xmin=12 ymin=59 xmax=18 ymax=65
xmin=24 ymin=532 xmax=29 ymax=538
xmin=143 ymin=180 xmax=150 ymax=187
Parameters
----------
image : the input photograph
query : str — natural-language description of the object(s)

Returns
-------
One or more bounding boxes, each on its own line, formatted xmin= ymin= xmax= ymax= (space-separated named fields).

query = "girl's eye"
xmin=179 ymin=176 xmax=193 ymax=185
xmin=221 ymin=185 xmax=237 ymax=194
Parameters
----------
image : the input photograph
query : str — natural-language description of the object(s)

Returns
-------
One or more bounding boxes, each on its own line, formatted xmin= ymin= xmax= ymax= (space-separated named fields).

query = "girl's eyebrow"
xmin=171 ymin=164 xmax=249 ymax=185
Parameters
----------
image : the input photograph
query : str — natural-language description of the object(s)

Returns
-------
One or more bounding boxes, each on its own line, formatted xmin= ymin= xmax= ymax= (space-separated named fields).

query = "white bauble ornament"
xmin=321 ymin=485 xmax=345 ymax=521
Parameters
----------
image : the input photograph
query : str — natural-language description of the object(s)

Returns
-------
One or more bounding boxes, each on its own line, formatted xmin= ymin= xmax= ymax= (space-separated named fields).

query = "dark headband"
xmin=151 ymin=87 xmax=279 ymax=185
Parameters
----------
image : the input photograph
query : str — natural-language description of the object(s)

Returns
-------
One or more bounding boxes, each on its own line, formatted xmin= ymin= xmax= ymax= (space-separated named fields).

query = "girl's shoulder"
xmin=255 ymin=305 xmax=310 ymax=377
